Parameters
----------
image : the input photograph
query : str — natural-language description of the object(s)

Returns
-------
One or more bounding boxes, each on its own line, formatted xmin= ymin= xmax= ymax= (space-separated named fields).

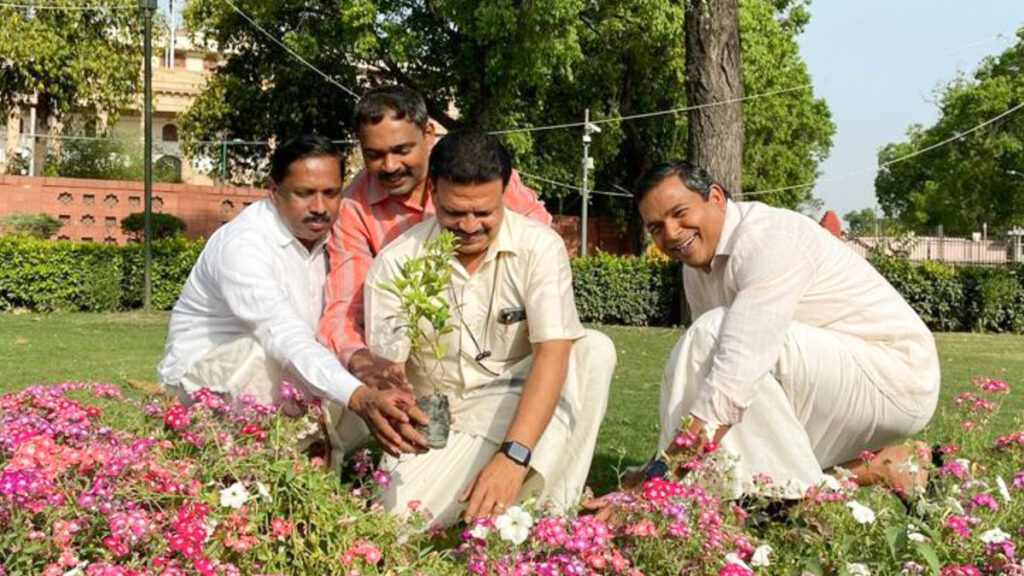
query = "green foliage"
xmin=43 ymin=135 xmax=184 ymax=183
xmin=571 ymin=252 xmax=681 ymax=327
xmin=0 ymin=234 xmax=203 ymax=312
xmin=0 ymin=0 xmax=142 ymax=164
xmin=181 ymin=0 xmax=833 ymax=211
xmin=120 ymin=212 xmax=188 ymax=241
xmin=958 ymin=265 xmax=1024 ymax=333
xmin=868 ymin=252 xmax=965 ymax=332
xmin=378 ymin=230 xmax=458 ymax=386
xmin=0 ymin=212 xmax=62 ymax=239
xmin=875 ymin=26 xmax=1024 ymax=235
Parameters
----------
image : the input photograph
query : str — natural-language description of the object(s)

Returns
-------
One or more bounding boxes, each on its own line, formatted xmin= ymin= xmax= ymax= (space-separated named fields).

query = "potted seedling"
xmin=379 ymin=230 xmax=458 ymax=449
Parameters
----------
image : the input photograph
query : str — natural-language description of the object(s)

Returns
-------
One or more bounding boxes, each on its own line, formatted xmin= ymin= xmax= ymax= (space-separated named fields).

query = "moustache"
xmin=378 ymin=167 xmax=413 ymax=181
xmin=303 ymin=213 xmax=331 ymax=224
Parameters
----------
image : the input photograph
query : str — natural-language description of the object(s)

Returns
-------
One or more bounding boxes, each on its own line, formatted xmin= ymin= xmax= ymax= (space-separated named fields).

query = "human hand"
xmin=348 ymin=386 xmax=428 ymax=455
xmin=349 ymin=349 xmax=411 ymax=392
xmin=459 ymin=453 xmax=529 ymax=523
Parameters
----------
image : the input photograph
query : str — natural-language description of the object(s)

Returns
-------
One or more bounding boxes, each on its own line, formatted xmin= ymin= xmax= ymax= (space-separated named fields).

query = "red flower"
xmin=102 ymin=535 xmax=129 ymax=557
xmin=163 ymin=405 xmax=190 ymax=430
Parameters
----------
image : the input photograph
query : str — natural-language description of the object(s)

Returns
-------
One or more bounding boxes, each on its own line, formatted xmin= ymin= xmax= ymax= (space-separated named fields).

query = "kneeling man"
xmin=158 ymin=135 xmax=426 ymax=453
xmin=631 ymin=162 xmax=939 ymax=498
xmin=365 ymin=129 xmax=616 ymax=526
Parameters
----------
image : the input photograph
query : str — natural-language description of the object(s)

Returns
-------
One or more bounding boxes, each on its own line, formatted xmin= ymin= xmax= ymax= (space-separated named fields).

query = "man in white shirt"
xmin=157 ymin=135 xmax=428 ymax=456
xmin=365 ymin=129 xmax=616 ymax=526
xmin=600 ymin=161 xmax=940 ymax=501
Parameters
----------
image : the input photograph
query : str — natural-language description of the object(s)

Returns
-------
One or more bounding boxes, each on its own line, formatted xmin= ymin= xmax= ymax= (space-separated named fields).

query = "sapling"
xmin=379 ymin=230 xmax=459 ymax=449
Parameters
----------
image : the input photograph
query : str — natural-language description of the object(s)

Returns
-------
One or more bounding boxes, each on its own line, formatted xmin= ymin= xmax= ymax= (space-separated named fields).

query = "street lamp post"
xmin=139 ymin=0 xmax=157 ymax=309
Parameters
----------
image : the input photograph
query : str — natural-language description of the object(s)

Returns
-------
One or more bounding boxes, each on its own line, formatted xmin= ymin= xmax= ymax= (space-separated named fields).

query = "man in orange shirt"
xmin=318 ymin=86 xmax=552 ymax=462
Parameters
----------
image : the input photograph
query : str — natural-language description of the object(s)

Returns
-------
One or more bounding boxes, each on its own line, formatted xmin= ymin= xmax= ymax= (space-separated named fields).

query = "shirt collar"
xmin=706 ymin=200 xmax=740 ymax=272
xmin=482 ymin=208 xmax=519 ymax=263
xmin=365 ymin=172 xmax=432 ymax=212
xmin=263 ymin=199 xmax=328 ymax=254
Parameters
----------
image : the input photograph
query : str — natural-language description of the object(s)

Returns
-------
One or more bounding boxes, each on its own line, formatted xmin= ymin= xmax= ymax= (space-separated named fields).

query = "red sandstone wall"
xmin=0 ymin=175 xmax=265 ymax=244
xmin=0 ymin=175 xmax=635 ymax=254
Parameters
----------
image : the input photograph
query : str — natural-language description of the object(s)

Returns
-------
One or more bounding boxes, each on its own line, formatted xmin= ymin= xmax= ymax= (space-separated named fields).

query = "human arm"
xmin=689 ymin=234 xmax=815 ymax=426
xmin=460 ymin=338 xmax=573 ymax=521
xmin=319 ymin=199 xmax=410 ymax=390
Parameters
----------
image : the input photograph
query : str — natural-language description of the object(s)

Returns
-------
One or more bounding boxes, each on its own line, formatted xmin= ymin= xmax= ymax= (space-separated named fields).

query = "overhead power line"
xmin=0 ymin=2 xmax=130 ymax=8
xmin=743 ymin=99 xmax=1024 ymax=198
xmin=519 ymin=171 xmax=631 ymax=198
xmin=222 ymin=0 xmax=359 ymax=99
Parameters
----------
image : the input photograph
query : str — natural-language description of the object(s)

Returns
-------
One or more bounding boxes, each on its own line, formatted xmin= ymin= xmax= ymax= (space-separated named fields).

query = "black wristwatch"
xmin=499 ymin=440 xmax=532 ymax=467
xmin=644 ymin=458 xmax=669 ymax=480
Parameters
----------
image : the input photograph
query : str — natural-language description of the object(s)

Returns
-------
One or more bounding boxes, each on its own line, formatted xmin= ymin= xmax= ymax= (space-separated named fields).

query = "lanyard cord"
xmin=449 ymin=253 xmax=504 ymax=375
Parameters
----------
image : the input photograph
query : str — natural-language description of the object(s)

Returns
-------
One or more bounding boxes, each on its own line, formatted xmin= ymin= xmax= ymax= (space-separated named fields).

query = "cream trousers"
xmin=660 ymin=308 xmax=936 ymax=498
xmin=376 ymin=329 xmax=616 ymax=527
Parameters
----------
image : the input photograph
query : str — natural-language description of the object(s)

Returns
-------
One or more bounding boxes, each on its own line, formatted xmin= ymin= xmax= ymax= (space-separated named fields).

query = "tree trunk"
xmin=685 ymin=0 xmax=744 ymax=198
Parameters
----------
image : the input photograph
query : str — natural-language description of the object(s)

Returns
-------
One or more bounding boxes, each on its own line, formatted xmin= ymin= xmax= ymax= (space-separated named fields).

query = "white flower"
xmin=996 ymin=476 xmax=1011 ymax=502
xmin=63 ymin=563 xmax=89 ymax=576
xmin=908 ymin=531 xmax=927 ymax=542
xmin=846 ymin=563 xmax=870 ymax=576
xmin=846 ymin=500 xmax=876 ymax=524
xmin=724 ymin=553 xmax=750 ymax=569
xmin=494 ymin=506 xmax=533 ymax=545
xmin=469 ymin=523 xmax=491 ymax=540
xmin=979 ymin=527 xmax=1011 ymax=544
xmin=751 ymin=544 xmax=773 ymax=567
xmin=219 ymin=482 xmax=251 ymax=509
xmin=256 ymin=481 xmax=273 ymax=502
xmin=945 ymin=496 xmax=965 ymax=515
xmin=820 ymin=475 xmax=843 ymax=491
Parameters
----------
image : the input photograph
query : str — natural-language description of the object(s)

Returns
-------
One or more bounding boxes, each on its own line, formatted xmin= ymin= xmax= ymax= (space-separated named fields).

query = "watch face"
xmin=504 ymin=441 xmax=530 ymax=463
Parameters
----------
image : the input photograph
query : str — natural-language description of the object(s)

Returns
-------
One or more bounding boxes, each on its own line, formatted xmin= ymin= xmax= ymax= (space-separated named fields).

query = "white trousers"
xmin=382 ymin=329 xmax=616 ymax=526
xmin=660 ymin=308 xmax=934 ymax=498
xmin=172 ymin=337 xmax=290 ymax=406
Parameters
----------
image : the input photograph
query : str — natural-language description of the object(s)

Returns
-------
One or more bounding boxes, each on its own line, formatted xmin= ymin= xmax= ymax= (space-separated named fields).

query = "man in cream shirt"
xmin=365 ymin=129 xmax=616 ymax=526
xmin=615 ymin=161 xmax=940 ymax=499
xmin=158 ymin=135 xmax=429 ymax=456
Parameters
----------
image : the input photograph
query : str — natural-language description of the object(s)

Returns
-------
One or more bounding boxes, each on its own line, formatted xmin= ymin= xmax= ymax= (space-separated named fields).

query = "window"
xmin=162 ymin=124 xmax=179 ymax=142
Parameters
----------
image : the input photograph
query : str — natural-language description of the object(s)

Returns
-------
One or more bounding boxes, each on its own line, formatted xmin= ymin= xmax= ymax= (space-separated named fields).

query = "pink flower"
xmin=945 ymin=515 xmax=972 ymax=539
xmin=625 ymin=520 xmax=658 ymax=537
xmin=719 ymin=562 xmax=754 ymax=576
xmin=270 ymin=517 xmax=293 ymax=539
xmin=972 ymin=376 xmax=1010 ymax=394
xmin=967 ymin=493 xmax=999 ymax=512
xmin=163 ymin=404 xmax=190 ymax=430
xmin=371 ymin=468 xmax=391 ymax=490
xmin=941 ymin=564 xmax=982 ymax=576
xmin=101 ymin=535 xmax=129 ymax=557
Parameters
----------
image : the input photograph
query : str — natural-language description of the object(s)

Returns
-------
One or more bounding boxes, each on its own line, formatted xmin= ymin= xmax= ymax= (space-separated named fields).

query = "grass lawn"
xmin=2 ymin=312 xmax=1024 ymax=492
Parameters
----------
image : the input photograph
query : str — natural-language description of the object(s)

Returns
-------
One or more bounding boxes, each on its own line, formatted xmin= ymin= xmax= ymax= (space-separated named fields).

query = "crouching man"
xmin=365 ymin=129 xmax=616 ymax=526
xmin=157 ymin=135 xmax=428 ymax=455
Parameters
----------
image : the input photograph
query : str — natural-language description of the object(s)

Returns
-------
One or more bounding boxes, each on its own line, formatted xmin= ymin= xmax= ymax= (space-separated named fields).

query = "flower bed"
xmin=1 ymin=376 xmax=1022 ymax=575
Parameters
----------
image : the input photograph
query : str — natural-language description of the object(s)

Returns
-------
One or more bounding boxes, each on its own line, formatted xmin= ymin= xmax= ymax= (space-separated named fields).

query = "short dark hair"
xmin=429 ymin=129 xmax=512 ymax=188
xmin=269 ymin=134 xmax=342 ymax=183
xmin=353 ymin=85 xmax=429 ymax=135
xmin=634 ymin=161 xmax=731 ymax=203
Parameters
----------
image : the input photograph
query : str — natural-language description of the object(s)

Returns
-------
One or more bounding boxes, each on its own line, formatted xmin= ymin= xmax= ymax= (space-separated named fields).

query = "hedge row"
xmin=3 ymin=234 xmax=1024 ymax=334
xmin=0 ymin=235 xmax=203 ymax=312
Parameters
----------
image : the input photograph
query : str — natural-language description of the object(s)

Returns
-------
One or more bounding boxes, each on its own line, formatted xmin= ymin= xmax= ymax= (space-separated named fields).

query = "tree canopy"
xmin=182 ymin=0 xmax=833 ymax=213
xmin=875 ymin=27 xmax=1024 ymax=236
xmin=0 ymin=0 xmax=142 ymax=161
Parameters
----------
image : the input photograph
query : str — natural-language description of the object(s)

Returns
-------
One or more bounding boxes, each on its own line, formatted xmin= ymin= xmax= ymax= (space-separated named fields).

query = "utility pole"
xmin=140 ymin=0 xmax=157 ymax=310
xmin=580 ymin=109 xmax=601 ymax=256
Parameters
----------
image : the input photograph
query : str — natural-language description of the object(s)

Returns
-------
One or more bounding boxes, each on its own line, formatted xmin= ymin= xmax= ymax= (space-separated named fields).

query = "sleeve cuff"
xmin=690 ymin=383 xmax=746 ymax=426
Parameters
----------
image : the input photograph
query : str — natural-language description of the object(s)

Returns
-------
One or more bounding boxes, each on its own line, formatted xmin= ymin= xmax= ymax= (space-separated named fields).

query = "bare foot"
xmin=841 ymin=441 xmax=930 ymax=497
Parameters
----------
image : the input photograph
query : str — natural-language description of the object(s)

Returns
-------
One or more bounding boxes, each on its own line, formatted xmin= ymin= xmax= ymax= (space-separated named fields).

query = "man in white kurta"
xmin=365 ymin=129 xmax=616 ymax=526
xmin=158 ymin=135 xmax=427 ymax=457
xmin=635 ymin=162 xmax=940 ymax=498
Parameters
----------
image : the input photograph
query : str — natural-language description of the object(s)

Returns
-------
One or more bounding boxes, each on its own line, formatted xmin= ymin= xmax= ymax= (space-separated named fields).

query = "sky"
xmin=796 ymin=1 xmax=1024 ymax=221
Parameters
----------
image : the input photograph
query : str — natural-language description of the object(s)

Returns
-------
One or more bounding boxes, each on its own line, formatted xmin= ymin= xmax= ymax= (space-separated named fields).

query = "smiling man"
xmin=618 ymin=161 xmax=940 ymax=499
xmin=157 ymin=135 xmax=427 ymax=454
xmin=363 ymin=129 xmax=615 ymax=526
xmin=316 ymin=86 xmax=551 ymax=466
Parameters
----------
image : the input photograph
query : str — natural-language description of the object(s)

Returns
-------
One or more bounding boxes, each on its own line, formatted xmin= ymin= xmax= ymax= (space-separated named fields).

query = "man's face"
xmin=638 ymin=175 xmax=727 ymax=269
xmin=269 ymin=155 xmax=343 ymax=248
xmin=359 ymin=113 xmax=435 ymax=196
xmin=433 ymin=178 xmax=505 ymax=259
